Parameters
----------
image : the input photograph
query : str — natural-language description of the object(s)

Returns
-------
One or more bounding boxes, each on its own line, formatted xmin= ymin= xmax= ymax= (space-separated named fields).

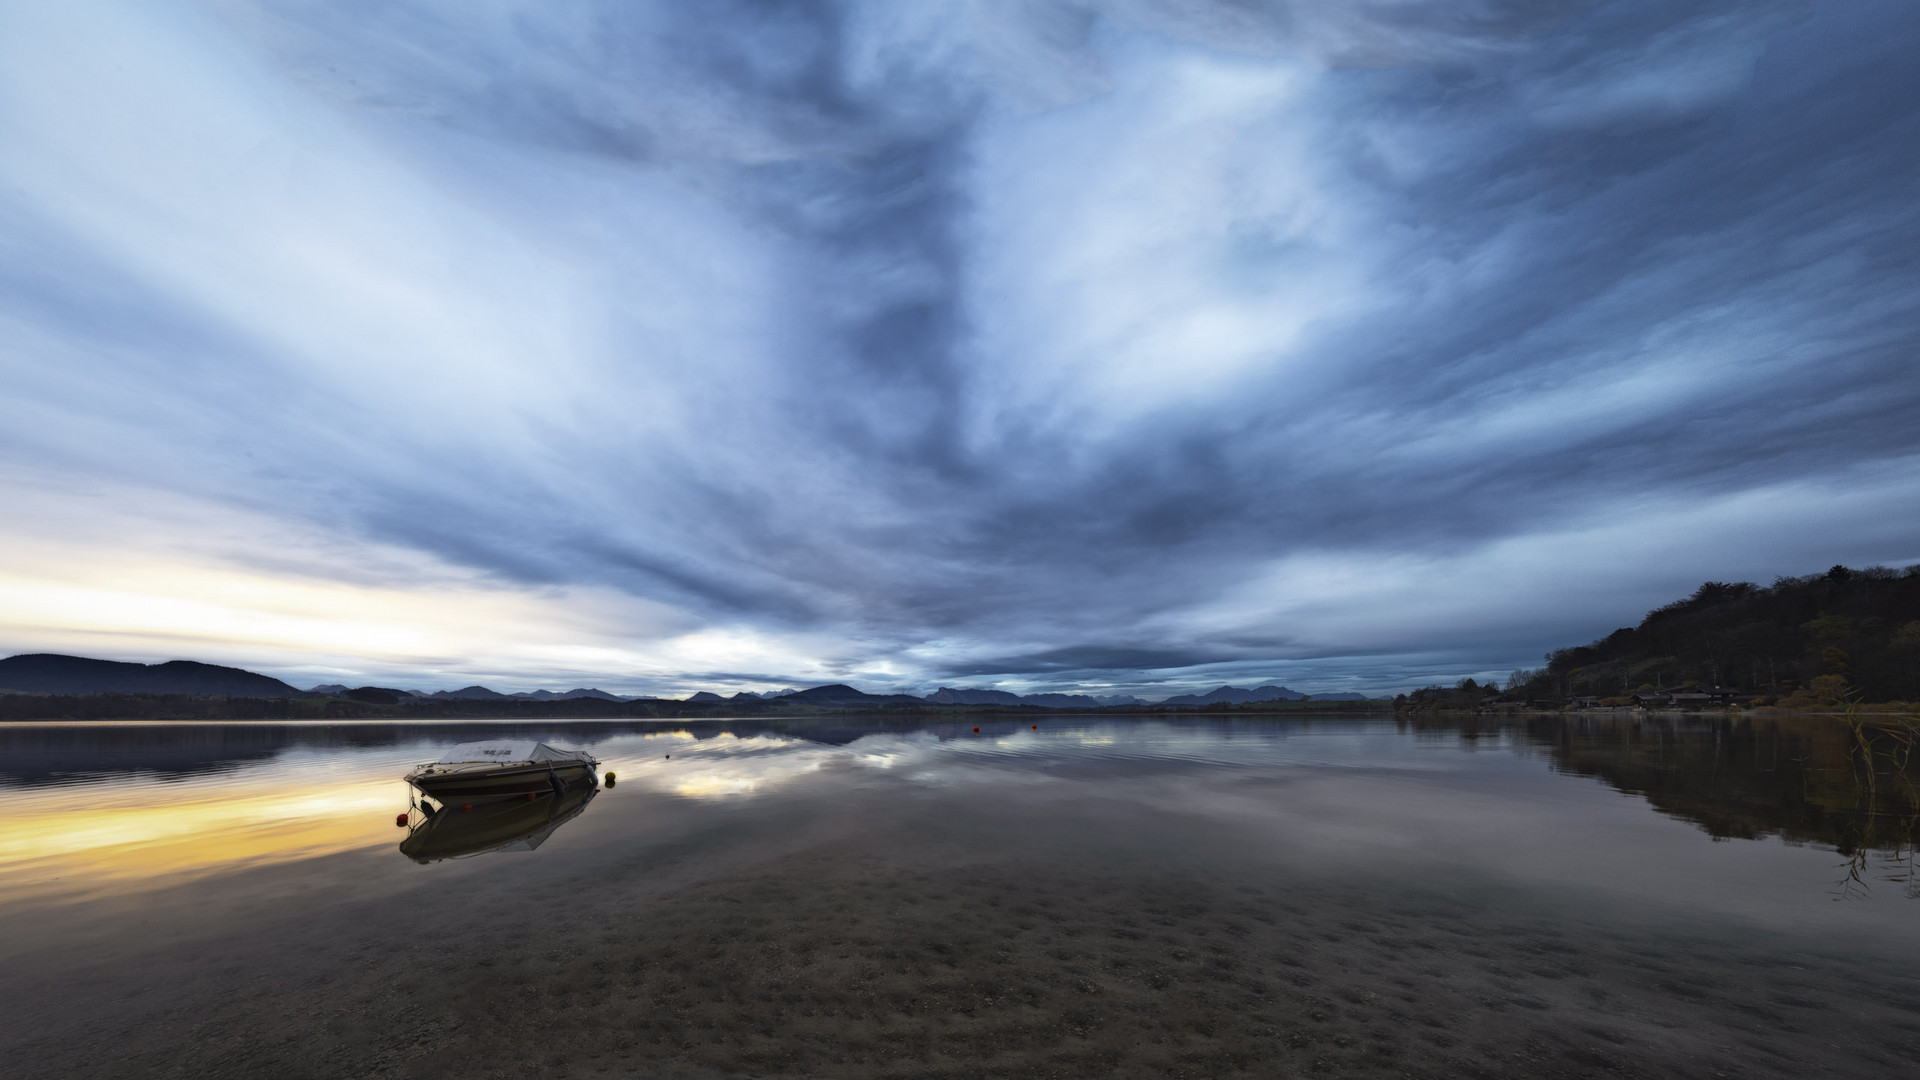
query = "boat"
xmin=403 ymin=740 xmax=599 ymax=804
xmin=400 ymin=777 xmax=598 ymax=863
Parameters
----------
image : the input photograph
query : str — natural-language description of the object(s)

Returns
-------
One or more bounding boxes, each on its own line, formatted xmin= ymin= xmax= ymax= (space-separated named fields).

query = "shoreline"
xmin=6 ymin=684 xmax=1919 ymax=725
xmin=0 ymin=695 xmax=1393 ymax=723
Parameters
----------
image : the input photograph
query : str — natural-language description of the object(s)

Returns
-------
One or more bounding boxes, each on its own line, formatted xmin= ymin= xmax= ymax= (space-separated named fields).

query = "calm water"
xmin=2 ymin=713 xmax=1916 ymax=1078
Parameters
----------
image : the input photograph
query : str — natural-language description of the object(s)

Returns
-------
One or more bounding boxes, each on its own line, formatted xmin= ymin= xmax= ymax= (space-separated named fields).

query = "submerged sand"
xmin=432 ymin=853 xmax=1919 ymax=1080
xmin=5 ymin=790 xmax=1916 ymax=1080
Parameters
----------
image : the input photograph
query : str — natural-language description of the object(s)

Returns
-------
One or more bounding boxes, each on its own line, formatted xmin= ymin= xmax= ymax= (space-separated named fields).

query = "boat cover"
xmin=432 ymin=740 xmax=594 ymax=765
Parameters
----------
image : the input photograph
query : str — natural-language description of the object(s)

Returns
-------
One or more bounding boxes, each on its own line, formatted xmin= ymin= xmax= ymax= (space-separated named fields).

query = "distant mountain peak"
xmin=924 ymin=686 xmax=1107 ymax=708
xmin=783 ymin=684 xmax=870 ymax=700
xmin=1159 ymin=684 xmax=1306 ymax=706
xmin=433 ymin=685 xmax=508 ymax=700
xmin=781 ymin=684 xmax=929 ymax=707
xmin=927 ymin=686 xmax=1024 ymax=706
xmin=506 ymin=688 xmax=625 ymax=701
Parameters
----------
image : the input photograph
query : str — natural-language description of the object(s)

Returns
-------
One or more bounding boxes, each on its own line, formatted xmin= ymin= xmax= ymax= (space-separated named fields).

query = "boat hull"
xmin=407 ymin=760 xmax=596 ymax=803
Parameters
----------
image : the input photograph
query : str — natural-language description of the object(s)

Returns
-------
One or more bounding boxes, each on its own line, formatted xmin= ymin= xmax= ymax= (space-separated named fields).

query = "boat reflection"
xmin=399 ymin=774 xmax=598 ymax=864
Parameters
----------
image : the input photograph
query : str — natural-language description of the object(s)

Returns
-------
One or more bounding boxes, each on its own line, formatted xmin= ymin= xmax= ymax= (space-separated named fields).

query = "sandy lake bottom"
xmin=1 ymin=715 xmax=1916 ymax=1079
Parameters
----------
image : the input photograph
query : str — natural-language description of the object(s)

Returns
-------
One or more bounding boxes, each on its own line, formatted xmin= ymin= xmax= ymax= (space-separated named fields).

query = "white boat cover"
xmin=433 ymin=740 xmax=593 ymax=765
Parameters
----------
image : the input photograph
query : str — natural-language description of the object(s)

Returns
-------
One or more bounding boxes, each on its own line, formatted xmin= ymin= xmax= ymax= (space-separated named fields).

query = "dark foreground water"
xmin=1 ymin=713 xmax=1916 ymax=1079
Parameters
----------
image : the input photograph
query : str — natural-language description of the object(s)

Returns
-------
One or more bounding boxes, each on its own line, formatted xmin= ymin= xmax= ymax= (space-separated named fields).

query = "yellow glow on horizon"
xmin=0 ymin=483 xmax=832 ymax=692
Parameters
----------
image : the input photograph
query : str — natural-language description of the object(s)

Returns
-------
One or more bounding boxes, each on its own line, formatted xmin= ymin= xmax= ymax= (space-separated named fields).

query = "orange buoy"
xmin=461 ymin=802 xmax=473 ymax=812
xmin=972 ymin=726 xmax=980 ymax=733
xmin=394 ymin=813 xmax=408 ymax=827
xmin=1032 ymin=724 xmax=1037 ymax=729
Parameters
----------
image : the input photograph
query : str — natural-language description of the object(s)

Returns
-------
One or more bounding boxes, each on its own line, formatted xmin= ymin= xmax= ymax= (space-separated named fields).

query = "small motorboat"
xmin=404 ymin=740 xmax=599 ymax=804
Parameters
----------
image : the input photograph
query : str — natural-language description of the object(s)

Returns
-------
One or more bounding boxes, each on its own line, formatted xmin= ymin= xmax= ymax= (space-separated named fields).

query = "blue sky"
xmin=1 ymin=0 xmax=1917 ymax=697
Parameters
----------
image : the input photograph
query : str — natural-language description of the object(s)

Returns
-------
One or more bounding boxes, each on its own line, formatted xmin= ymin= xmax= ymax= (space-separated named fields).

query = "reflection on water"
xmin=1451 ymin=713 xmax=1920 ymax=854
xmin=7 ymin=713 xmax=1920 ymax=1080
xmin=400 ymin=778 xmax=598 ymax=863
xmin=0 ymin=713 xmax=1915 ymax=906
xmin=0 ymin=781 xmax=401 ymax=904
xmin=1517 ymin=713 xmax=1920 ymax=900
xmin=0 ymin=754 xmax=409 ymax=905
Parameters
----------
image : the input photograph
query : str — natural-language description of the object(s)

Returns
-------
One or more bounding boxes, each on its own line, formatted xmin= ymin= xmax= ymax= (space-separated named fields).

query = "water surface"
xmin=1 ymin=714 xmax=1915 ymax=1078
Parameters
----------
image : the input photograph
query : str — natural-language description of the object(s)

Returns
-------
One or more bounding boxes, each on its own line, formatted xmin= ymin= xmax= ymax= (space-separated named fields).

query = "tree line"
xmin=1486 ymin=564 xmax=1920 ymax=706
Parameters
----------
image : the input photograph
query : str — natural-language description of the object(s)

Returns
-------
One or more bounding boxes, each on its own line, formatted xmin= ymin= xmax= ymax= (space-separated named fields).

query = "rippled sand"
xmin=440 ymin=855 xmax=1917 ymax=1080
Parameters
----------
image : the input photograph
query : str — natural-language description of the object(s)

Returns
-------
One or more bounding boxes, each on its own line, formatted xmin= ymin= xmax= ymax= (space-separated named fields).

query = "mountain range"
xmin=0 ymin=654 xmax=302 ymax=697
xmin=1158 ymin=685 xmax=1306 ymax=705
xmin=1 ymin=654 xmax=1381 ymax=706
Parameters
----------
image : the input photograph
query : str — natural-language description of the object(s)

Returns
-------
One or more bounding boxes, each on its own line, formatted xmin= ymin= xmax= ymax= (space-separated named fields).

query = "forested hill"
xmin=1509 ymin=565 xmax=1920 ymax=704
xmin=0 ymin=654 xmax=301 ymax=697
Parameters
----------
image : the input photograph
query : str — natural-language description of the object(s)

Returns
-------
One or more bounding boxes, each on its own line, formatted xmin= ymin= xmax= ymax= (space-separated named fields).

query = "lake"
xmin=1 ymin=713 xmax=1916 ymax=1079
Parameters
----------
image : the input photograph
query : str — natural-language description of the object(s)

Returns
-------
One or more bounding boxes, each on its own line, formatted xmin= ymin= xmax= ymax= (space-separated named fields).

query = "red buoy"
xmin=973 ymin=726 xmax=980 ymax=733
xmin=1032 ymin=724 xmax=1037 ymax=729
xmin=525 ymin=791 xmax=538 ymax=801
xmin=461 ymin=803 xmax=473 ymax=812
xmin=394 ymin=813 xmax=408 ymax=828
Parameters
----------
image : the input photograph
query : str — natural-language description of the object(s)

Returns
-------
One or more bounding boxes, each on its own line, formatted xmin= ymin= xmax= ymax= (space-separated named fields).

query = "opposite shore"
xmin=0 ymin=689 xmax=1911 ymax=722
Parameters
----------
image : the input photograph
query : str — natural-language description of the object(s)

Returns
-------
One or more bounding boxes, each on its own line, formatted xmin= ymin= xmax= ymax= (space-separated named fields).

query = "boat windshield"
xmin=432 ymin=741 xmax=593 ymax=765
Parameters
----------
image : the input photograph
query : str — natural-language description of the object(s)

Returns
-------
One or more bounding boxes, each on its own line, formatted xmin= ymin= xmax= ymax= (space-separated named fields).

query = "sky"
xmin=1 ymin=0 xmax=1917 ymax=699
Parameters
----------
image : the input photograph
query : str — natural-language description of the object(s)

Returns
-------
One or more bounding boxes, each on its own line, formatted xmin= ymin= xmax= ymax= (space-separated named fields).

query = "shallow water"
xmin=1 ymin=714 xmax=1916 ymax=1078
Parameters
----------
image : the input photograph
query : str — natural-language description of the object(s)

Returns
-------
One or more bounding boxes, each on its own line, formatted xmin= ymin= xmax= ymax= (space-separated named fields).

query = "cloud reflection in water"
xmin=0 ymin=715 xmax=1913 ymax=925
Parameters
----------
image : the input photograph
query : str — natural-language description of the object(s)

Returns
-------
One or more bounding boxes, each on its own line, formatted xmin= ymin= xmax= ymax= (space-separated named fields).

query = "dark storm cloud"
xmin=2 ymin=0 xmax=1917 ymax=693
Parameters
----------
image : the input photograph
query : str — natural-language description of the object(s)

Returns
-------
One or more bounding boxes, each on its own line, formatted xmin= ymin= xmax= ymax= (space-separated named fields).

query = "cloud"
xmin=0 ymin=0 xmax=1916 ymax=695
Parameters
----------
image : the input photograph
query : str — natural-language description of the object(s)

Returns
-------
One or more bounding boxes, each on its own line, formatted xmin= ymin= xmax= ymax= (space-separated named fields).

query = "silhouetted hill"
xmin=928 ymin=687 xmax=1021 ymax=706
xmin=510 ymin=688 xmax=624 ymax=701
xmin=783 ymin=684 xmax=929 ymax=708
xmin=782 ymin=684 xmax=868 ymax=702
xmin=686 ymin=691 xmax=724 ymax=702
xmin=1021 ymin=692 xmax=1103 ymax=708
xmin=432 ymin=686 xmax=509 ymax=700
xmin=1506 ymin=564 xmax=1920 ymax=704
xmin=345 ymin=686 xmax=408 ymax=705
xmin=308 ymin=684 xmax=626 ymax=702
xmin=928 ymin=687 xmax=1118 ymax=708
xmin=0 ymin=654 xmax=300 ymax=697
